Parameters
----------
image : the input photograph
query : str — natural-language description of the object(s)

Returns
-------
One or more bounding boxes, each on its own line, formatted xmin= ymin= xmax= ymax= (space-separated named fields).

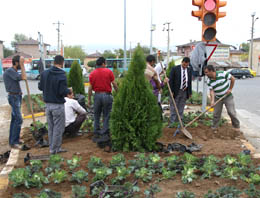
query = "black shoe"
xmin=92 ymin=134 xmax=101 ymax=143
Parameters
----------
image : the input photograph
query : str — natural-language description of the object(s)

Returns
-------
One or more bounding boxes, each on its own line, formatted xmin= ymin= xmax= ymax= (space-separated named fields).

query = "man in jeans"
xmin=64 ymin=88 xmax=86 ymax=137
xmin=204 ymin=65 xmax=240 ymax=131
xmin=39 ymin=55 xmax=70 ymax=154
xmin=88 ymin=57 xmax=118 ymax=142
xmin=3 ymin=55 xmax=26 ymax=149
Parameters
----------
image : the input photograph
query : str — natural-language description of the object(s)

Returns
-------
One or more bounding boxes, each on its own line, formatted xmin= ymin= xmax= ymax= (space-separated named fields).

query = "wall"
xmin=0 ymin=42 xmax=3 ymax=59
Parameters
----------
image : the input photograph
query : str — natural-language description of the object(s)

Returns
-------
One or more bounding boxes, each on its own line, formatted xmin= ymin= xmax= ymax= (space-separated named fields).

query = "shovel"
xmin=184 ymin=94 xmax=228 ymax=129
xmin=157 ymin=51 xmax=192 ymax=139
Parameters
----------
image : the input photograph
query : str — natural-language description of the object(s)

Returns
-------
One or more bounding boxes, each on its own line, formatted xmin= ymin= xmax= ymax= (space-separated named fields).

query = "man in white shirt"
xmin=64 ymin=89 xmax=86 ymax=137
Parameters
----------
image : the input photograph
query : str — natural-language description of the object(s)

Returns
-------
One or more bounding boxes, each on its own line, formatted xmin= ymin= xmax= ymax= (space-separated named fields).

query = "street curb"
xmin=22 ymin=112 xmax=45 ymax=119
xmin=84 ymin=82 xmax=90 ymax=87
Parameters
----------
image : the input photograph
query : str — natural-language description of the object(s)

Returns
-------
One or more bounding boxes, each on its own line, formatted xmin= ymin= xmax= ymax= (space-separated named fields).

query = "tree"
xmin=68 ymin=61 xmax=85 ymax=95
xmin=64 ymin=45 xmax=86 ymax=63
xmin=241 ymin=42 xmax=249 ymax=52
xmin=11 ymin=33 xmax=29 ymax=48
xmin=102 ymin=50 xmax=116 ymax=59
xmin=87 ymin=60 xmax=96 ymax=67
xmin=110 ymin=45 xmax=162 ymax=152
xmin=3 ymin=46 xmax=14 ymax=58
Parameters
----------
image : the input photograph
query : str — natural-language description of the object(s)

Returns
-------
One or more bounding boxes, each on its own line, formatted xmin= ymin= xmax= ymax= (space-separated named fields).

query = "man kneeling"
xmin=64 ymin=89 xmax=86 ymax=136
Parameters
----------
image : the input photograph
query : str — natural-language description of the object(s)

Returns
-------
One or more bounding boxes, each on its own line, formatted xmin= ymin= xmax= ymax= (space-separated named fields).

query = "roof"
xmin=4 ymin=52 xmax=32 ymax=59
xmin=16 ymin=39 xmax=50 ymax=46
xmin=230 ymin=50 xmax=247 ymax=55
xmin=208 ymin=60 xmax=248 ymax=68
xmin=86 ymin=52 xmax=102 ymax=58
xmin=176 ymin=40 xmax=231 ymax=48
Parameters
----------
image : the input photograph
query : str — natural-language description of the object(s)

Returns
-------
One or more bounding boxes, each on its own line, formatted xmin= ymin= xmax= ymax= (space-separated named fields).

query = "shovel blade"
xmin=181 ymin=128 xmax=193 ymax=139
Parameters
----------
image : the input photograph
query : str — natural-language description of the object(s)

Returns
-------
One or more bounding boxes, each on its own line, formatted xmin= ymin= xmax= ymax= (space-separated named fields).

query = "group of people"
xmin=3 ymin=54 xmax=240 ymax=154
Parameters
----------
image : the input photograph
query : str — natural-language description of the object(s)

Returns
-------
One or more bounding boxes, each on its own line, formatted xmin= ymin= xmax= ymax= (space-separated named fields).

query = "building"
xmin=15 ymin=39 xmax=50 ymax=58
xmin=0 ymin=40 xmax=4 ymax=59
xmin=1 ymin=52 xmax=32 ymax=71
xmin=249 ymin=38 xmax=260 ymax=75
xmin=84 ymin=51 xmax=102 ymax=67
xmin=230 ymin=49 xmax=248 ymax=62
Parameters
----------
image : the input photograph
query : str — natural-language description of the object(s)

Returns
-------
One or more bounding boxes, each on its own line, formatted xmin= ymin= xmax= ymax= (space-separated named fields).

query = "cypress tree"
xmin=68 ymin=61 xmax=85 ymax=95
xmin=110 ymin=45 xmax=162 ymax=152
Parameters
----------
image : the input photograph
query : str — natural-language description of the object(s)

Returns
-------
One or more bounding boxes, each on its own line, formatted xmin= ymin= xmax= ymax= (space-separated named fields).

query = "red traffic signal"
xmin=192 ymin=0 xmax=226 ymax=42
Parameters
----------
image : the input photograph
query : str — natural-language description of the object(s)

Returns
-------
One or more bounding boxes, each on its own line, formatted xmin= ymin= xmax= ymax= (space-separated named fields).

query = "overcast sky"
xmin=0 ymin=0 xmax=259 ymax=53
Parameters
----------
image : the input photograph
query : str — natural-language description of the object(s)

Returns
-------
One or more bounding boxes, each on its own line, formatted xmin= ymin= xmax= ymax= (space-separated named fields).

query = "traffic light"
xmin=192 ymin=0 xmax=227 ymax=42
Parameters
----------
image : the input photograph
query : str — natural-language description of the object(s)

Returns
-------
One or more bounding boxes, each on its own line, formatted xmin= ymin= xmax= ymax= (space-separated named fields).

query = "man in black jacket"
xmin=38 ymin=55 xmax=70 ymax=154
xmin=169 ymin=57 xmax=192 ymax=135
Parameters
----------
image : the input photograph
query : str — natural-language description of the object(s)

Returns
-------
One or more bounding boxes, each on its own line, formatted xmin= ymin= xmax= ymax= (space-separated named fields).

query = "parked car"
xmin=242 ymin=68 xmax=256 ymax=77
xmin=229 ymin=69 xmax=252 ymax=79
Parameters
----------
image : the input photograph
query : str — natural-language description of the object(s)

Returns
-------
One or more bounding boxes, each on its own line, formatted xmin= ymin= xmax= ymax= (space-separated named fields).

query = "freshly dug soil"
xmin=2 ymin=123 xmax=258 ymax=198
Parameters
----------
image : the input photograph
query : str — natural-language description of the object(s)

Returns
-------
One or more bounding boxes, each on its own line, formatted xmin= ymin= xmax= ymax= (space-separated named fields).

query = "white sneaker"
xmin=11 ymin=144 xmax=22 ymax=149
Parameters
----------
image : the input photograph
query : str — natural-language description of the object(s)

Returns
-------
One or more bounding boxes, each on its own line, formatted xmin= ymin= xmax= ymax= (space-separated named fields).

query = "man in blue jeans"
xmin=39 ymin=55 xmax=70 ymax=154
xmin=88 ymin=57 xmax=118 ymax=142
xmin=3 ymin=55 xmax=26 ymax=149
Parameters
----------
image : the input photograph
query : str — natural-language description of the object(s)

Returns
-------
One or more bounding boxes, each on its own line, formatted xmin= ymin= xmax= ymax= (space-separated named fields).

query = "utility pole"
xmin=38 ymin=32 xmax=45 ymax=70
xmin=150 ymin=0 xmax=155 ymax=54
xmin=250 ymin=12 xmax=259 ymax=69
xmin=163 ymin=22 xmax=173 ymax=67
xmin=53 ymin=21 xmax=64 ymax=55
xmin=123 ymin=0 xmax=127 ymax=70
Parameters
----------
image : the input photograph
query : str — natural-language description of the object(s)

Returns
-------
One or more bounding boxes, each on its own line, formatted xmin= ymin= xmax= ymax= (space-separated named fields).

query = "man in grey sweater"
xmin=3 ymin=55 xmax=26 ymax=149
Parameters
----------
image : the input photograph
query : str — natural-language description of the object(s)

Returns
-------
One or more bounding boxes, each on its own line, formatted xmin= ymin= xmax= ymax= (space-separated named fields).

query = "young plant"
xmin=29 ymin=160 xmax=43 ymax=172
xmin=237 ymin=152 xmax=252 ymax=167
xmin=49 ymin=169 xmax=68 ymax=184
xmin=111 ymin=166 xmax=131 ymax=185
xmin=147 ymin=153 xmax=164 ymax=173
xmin=204 ymin=186 xmax=241 ymax=198
xmin=181 ymin=165 xmax=197 ymax=184
xmin=9 ymin=168 xmax=30 ymax=188
xmin=135 ymin=167 xmax=153 ymax=183
xmin=241 ymin=173 xmax=260 ymax=184
xmin=182 ymin=153 xmax=198 ymax=167
xmin=176 ymin=191 xmax=196 ymax=198
xmin=70 ymin=170 xmax=88 ymax=184
xmin=244 ymin=184 xmax=260 ymax=198
xmin=27 ymin=172 xmax=49 ymax=189
xmin=162 ymin=167 xmax=176 ymax=180
xmin=87 ymin=156 xmax=104 ymax=173
xmin=128 ymin=153 xmax=147 ymax=171
xmin=13 ymin=193 xmax=31 ymax=198
xmin=67 ymin=156 xmax=82 ymax=170
xmin=164 ymin=155 xmax=179 ymax=170
xmin=222 ymin=166 xmax=240 ymax=180
xmin=144 ymin=184 xmax=161 ymax=198
xmin=109 ymin=153 xmax=126 ymax=169
xmin=92 ymin=167 xmax=113 ymax=182
xmin=37 ymin=189 xmax=62 ymax=198
xmin=45 ymin=154 xmax=64 ymax=174
xmin=71 ymin=185 xmax=87 ymax=198
xmin=223 ymin=155 xmax=237 ymax=166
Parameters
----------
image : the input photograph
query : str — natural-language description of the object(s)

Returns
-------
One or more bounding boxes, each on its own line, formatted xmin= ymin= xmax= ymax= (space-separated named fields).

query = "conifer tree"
xmin=68 ymin=61 xmax=85 ymax=95
xmin=110 ymin=45 xmax=162 ymax=152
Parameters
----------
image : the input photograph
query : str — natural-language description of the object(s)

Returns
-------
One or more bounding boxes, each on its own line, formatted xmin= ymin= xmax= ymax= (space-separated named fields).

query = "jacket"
xmin=38 ymin=66 xmax=70 ymax=104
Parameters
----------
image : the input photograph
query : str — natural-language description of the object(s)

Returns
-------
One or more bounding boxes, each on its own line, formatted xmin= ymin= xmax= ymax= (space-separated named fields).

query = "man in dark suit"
xmin=169 ymin=57 xmax=192 ymax=135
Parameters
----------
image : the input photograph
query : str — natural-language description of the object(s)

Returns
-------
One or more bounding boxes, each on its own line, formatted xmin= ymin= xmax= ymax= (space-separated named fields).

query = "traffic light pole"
xmin=202 ymin=76 xmax=208 ymax=112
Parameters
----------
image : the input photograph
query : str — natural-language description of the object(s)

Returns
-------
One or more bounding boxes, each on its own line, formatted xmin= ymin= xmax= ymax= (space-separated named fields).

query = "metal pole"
xmin=250 ymin=13 xmax=255 ymax=70
xmin=167 ymin=23 xmax=170 ymax=67
xmin=196 ymin=77 xmax=199 ymax=93
xmin=202 ymin=76 xmax=208 ymax=112
xmin=53 ymin=21 xmax=64 ymax=55
xmin=123 ymin=0 xmax=127 ymax=70
xmin=150 ymin=0 xmax=153 ymax=54
xmin=38 ymin=32 xmax=45 ymax=70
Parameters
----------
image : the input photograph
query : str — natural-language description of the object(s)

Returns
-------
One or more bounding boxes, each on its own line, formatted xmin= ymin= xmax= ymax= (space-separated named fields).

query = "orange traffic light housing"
xmin=192 ymin=0 xmax=226 ymax=42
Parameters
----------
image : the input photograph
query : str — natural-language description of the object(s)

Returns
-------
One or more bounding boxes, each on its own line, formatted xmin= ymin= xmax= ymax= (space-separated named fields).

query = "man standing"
xmin=88 ymin=57 xmax=118 ymax=142
xmin=169 ymin=57 xmax=192 ymax=135
xmin=3 ymin=55 xmax=26 ymax=149
xmin=204 ymin=65 xmax=240 ymax=131
xmin=64 ymin=89 xmax=86 ymax=137
xmin=38 ymin=55 xmax=70 ymax=154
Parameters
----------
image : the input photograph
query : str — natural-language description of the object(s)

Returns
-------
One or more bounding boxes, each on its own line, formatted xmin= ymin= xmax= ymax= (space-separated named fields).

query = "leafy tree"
xmin=11 ymin=33 xmax=29 ymax=48
xmin=68 ymin=61 xmax=85 ymax=95
xmin=241 ymin=42 xmax=249 ymax=52
xmin=166 ymin=59 xmax=175 ymax=77
xmin=64 ymin=45 xmax=86 ymax=63
xmin=3 ymin=46 xmax=14 ymax=58
xmin=114 ymin=49 xmax=124 ymax=58
xmin=87 ymin=60 xmax=96 ymax=67
xmin=103 ymin=50 xmax=116 ymax=59
xmin=110 ymin=45 xmax=162 ymax=152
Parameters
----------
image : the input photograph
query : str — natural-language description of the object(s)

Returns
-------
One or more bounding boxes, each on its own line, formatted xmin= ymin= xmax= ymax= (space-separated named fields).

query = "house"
xmin=0 ymin=40 xmax=3 ymax=59
xmin=15 ymin=39 xmax=50 ymax=58
xmin=84 ymin=51 xmax=102 ymax=67
xmin=230 ymin=49 xmax=248 ymax=62
xmin=249 ymin=37 xmax=260 ymax=75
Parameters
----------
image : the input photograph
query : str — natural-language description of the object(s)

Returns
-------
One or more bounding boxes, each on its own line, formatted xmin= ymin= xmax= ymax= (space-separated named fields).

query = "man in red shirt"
xmin=88 ymin=57 xmax=118 ymax=142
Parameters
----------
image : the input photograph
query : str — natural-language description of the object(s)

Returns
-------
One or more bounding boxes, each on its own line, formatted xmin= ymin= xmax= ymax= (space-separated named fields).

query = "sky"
xmin=0 ymin=0 xmax=259 ymax=53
